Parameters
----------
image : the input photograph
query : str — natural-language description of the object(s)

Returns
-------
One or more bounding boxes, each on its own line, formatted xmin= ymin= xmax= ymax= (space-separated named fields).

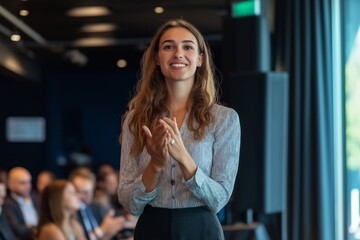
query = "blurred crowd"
xmin=0 ymin=164 xmax=137 ymax=240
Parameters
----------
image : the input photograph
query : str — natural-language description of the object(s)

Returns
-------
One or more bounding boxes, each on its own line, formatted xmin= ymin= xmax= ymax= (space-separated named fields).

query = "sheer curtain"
xmin=273 ymin=0 xmax=335 ymax=239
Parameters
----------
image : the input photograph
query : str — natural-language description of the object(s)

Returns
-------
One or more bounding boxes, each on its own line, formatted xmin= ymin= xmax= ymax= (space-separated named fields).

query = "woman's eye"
xmin=163 ymin=45 xmax=173 ymax=50
xmin=184 ymin=45 xmax=194 ymax=50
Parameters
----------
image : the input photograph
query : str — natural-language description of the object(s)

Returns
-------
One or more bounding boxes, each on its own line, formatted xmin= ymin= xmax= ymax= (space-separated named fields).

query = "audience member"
xmin=37 ymin=179 xmax=86 ymax=240
xmin=97 ymin=163 xmax=115 ymax=178
xmin=4 ymin=167 xmax=38 ymax=240
xmin=36 ymin=170 xmax=56 ymax=194
xmin=0 ymin=179 xmax=16 ymax=240
xmin=95 ymin=170 xmax=118 ymax=212
xmin=69 ymin=167 xmax=125 ymax=240
xmin=96 ymin=171 xmax=138 ymax=230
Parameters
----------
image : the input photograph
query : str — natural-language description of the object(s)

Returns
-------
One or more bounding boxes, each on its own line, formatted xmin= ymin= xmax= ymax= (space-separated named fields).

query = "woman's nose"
xmin=174 ymin=47 xmax=183 ymax=58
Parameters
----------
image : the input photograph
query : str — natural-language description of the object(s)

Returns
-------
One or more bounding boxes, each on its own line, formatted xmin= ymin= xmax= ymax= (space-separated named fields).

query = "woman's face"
xmin=62 ymin=183 xmax=80 ymax=212
xmin=157 ymin=27 xmax=203 ymax=83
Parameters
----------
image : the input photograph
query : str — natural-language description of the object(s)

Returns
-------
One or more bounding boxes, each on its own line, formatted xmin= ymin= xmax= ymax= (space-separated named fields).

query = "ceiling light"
xmin=80 ymin=23 xmax=117 ymax=32
xmin=19 ymin=10 xmax=29 ymax=16
xmin=67 ymin=6 xmax=111 ymax=17
xmin=154 ymin=7 xmax=164 ymax=14
xmin=10 ymin=34 xmax=21 ymax=42
xmin=117 ymin=59 xmax=127 ymax=68
xmin=73 ymin=37 xmax=117 ymax=47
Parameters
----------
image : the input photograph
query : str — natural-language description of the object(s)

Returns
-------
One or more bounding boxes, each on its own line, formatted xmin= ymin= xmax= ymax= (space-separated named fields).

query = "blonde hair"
xmin=122 ymin=19 xmax=218 ymax=155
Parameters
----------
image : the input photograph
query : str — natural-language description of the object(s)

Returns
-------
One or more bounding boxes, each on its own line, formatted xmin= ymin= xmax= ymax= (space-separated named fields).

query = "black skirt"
xmin=134 ymin=204 xmax=224 ymax=240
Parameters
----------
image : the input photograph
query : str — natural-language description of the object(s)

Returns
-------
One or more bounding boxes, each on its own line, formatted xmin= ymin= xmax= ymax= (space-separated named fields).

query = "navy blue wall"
xmin=0 ymin=69 xmax=138 ymax=179
xmin=46 ymin=70 xmax=138 ymax=177
xmin=0 ymin=78 xmax=47 ymax=177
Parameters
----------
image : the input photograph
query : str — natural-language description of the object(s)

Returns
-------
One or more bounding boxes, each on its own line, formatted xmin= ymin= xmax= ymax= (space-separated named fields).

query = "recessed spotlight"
xmin=67 ymin=6 xmax=111 ymax=17
xmin=117 ymin=59 xmax=127 ymax=68
xmin=19 ymin=9 xmax=29 ymax=16
xmin=154 ymin=7 xmax=164 ymax=14
xmin=11 ymin=34 xmax=21 ymax=42
xmin=80 ymin=23 xmax=117 ymax=32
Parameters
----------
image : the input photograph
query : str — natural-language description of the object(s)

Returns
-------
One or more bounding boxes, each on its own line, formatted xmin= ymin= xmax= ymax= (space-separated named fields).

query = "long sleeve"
xmin=3 ymin=197 xmax=35 ymax=240
xmin=117 ymin=113 xmax=157 ymax=216
xmin=184 ymin=107 xmax=241 ymax=213
xmin=0 ymin=212 xmax=16 ymax=240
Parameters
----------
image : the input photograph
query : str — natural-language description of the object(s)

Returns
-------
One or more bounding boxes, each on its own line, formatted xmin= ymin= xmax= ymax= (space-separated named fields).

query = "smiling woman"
xmin=118 ymin=19 xmax=241 ymax=240
xmin=157 ymin=27 xmax=203 ymax=85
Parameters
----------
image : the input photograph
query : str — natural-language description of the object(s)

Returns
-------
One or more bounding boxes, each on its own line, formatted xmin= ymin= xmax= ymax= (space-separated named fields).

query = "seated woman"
xmin=37 ymin=179 xmax=86 ymax=240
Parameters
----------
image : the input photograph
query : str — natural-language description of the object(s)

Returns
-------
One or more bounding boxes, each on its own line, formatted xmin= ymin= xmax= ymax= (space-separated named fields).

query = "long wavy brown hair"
xmin=121 ymin=18 xmax=219 ymax=156
xmin=37 ymin=180 xmax=80 ymax=239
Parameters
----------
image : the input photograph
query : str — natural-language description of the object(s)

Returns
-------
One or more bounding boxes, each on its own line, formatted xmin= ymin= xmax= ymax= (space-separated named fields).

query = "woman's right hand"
xmin=142 ymin=121 xmax=170 ymax=170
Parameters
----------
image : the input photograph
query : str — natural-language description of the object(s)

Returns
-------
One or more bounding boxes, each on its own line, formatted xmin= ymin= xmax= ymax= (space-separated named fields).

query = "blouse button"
xmin=170 ymin=179 xmax=175 ymax=185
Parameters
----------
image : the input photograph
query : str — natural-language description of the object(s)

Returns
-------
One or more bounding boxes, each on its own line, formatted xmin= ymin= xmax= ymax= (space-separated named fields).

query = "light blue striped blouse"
xmin=118 ymin=104 xmax=241 ymax=215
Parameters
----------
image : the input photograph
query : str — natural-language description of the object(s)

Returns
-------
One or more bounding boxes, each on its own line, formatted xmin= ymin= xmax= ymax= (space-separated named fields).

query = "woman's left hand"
xmin=160 ymin=117 xmax=187 ymax=162
xmin=160 ymin=117 xmax=197 ymax=180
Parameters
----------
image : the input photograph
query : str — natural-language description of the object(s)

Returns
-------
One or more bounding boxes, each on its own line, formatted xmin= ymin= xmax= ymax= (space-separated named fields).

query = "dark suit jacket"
xmin=88 ymin=202 xmax=109 ymax=224
xmin=3 ymin=193 xmax=38 ymax=240
xmin=77 ymin=202 xmax=112 ymax=240
xmin=0 ymin=211 xmax=16 ymax=240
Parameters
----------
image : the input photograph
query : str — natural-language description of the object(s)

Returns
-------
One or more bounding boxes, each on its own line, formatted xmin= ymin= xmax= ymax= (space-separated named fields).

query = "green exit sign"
xmin=232 ymin=0 xmax=261 ymax=18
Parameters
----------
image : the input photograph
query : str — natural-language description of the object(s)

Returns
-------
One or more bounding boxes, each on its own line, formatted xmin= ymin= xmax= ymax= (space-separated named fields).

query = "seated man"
xmin=3 ymin=167 xmax=38 ymax=240
xmin=0 ymin=178 xmax=16 ymax=240
xmin=96 ymin=170 xmax=138 ymax=230
xmin=69 ymin=167 xmax=125 ymax=240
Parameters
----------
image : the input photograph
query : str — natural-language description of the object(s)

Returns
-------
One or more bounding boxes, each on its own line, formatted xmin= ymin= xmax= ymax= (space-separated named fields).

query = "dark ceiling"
xmin=0 ymin=0 xmax=230 ymax=71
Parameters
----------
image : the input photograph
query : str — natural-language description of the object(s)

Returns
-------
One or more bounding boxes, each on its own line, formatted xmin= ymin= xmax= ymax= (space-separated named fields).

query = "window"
xmin=344 ymin=0 xmax=360 ymax=239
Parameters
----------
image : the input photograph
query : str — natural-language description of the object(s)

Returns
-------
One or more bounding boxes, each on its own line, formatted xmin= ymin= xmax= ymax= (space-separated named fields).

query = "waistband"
xmin=144 ymin=204 xmax=210 ymax=214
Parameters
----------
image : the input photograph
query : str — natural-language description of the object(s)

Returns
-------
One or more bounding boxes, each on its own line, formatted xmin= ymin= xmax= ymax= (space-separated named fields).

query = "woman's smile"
xmin=157 ymin=27 xmax=203 ymax=82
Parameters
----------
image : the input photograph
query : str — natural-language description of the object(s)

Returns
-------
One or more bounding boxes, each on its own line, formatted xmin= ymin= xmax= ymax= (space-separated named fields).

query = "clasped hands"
xmin=142 ymin=116 xmax=185 ymax=171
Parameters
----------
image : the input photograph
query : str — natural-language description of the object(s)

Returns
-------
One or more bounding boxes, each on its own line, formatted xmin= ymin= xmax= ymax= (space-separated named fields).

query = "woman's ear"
xmin=198 ymin=53 xmax=204 ymax=67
